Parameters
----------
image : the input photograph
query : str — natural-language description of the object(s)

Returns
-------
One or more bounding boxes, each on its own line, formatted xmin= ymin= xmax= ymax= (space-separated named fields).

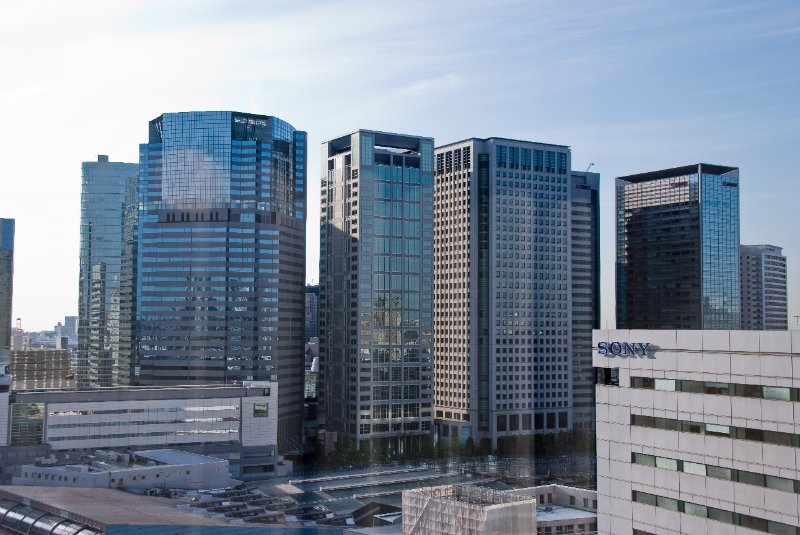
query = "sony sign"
xmin=597 ymin=342 xmax=656 ymax=358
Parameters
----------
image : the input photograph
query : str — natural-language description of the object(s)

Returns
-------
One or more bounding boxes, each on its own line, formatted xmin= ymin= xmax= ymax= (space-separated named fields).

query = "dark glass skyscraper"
xmin=77 ymin=156 xmax=138 ymax=387
xmin=0 ymin=218 xmax=14 ymax=375
xmin=616 ymin=163 xmax=740 ymax=330
xmin=136 ymin=111 xmax=306 ymax=452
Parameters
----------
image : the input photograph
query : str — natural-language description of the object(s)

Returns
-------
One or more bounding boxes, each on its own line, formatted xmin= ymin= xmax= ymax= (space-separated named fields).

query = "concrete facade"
xmin=595 ymin=329 xmax=800 ymax=535
xmin=433 ymin=138 xmax=578 ymax=449
xmin=402 ymin=484 xmax=537 ymax=535
xmin=0 ymin=382 xmax=288 ymax=482
xmin=740 ymin=244 xmax=788 ymax=330
xmin=13 ymin=449 xmax=231 ymax=491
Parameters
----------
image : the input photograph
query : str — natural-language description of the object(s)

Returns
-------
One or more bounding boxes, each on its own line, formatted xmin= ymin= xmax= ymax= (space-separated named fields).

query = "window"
xmin=253 ymin=404 xmax=268 ymax=417
xmin=595 ymin=367 xmax=618 ymax=386
xmin=654 ymin=379 xmax=675 ymax=391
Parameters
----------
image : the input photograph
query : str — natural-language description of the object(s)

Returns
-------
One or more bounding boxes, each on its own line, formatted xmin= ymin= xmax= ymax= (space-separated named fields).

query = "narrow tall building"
xmin=320 ymin=130 xmax=434 ymax=454
xmin=616 ymin=164 xmax=740 ymax=330
xmin=77 ymin=156 xmax=138 ymax=387
xmin=304 ymin=284 xmax=319 ymax=342
xmin=433 ymin=138 xmax=575 ymax=451
xmin=0 ymin=218 xmax=14 ymax=375
xmin=740 ymin=244 xmax=788 ymax=330
xmin=569 ymin=171 xmax=600 ymax=432
xmin=136 ymin=111 xmax=306 ymax=453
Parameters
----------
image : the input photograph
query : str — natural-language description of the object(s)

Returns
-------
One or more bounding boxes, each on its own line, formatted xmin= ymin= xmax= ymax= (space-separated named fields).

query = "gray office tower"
xmin=77 ymin=156 xmax=138 ymax=387
xmin=569 ymin=171 xmax=600 ymax=432
xmin=320 ymin=130 xmax=434 ymax=454
xmin=616 ymin=164 xmax=740 ymax=330
xmin=0 ymin=219 xmax=13 ymax=375
xmin=740 ymin=244 xmax=788 ymax=330
xmin=136 ymin=111 xmax=306 ymax=453
xmin=433 ymin=138 xmax=578 ymax=451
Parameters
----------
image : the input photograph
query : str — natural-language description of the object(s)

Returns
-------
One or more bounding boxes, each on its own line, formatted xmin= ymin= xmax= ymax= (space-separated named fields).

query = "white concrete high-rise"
xmin=740 ymin=244 xmax=788 ymax=330
xmin=433 ymin=138 xmax=591 ymax=451
xmin=594 ymin=329 xmax=800 ymax=535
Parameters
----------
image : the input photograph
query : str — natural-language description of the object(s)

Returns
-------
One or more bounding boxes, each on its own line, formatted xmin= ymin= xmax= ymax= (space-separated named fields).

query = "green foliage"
xmin=449 ymin=435 xmax=462 ymax=458
xmin=464 ymin=436 xmax=475 ymax=457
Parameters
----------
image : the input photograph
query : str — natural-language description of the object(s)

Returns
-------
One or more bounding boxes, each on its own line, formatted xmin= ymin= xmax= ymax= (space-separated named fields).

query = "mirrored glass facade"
xmin=136 ymin=111 xmax=306 ymax=452
xmin=0 ymin=218 xmax=12 ymax=374
xmin=77 ymin=157 xmax=138 ymax=387
xmin=320 ymin=130 xmax=434 ymax=455
xmin=616 ymin=163 xmax=740 ymax=330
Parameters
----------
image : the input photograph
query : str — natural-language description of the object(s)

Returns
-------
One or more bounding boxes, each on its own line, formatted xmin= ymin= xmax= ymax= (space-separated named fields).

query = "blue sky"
xmin=0 ymin=0 xmax=798 ymax=330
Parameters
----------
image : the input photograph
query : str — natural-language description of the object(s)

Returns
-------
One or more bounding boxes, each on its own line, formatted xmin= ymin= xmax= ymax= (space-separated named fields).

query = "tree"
xmin=464 ymin=436 xmax=475 ymax=457
xmin=436 ymin=438 xmax=447 ymax=459
xmin=422 ymin=437 xmax=434 ymax=459
xmin=449 ymin=435 xmax=462 ymax=458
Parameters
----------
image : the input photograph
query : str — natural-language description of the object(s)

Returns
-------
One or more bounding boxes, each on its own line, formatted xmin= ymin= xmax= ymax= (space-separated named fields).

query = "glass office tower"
xmin=0 ymin=218 xmax=14 ymax=375
xmin=320 ymin=130 xmax=434 ymax=455
xmin=136 ymin=111 xmax=306 ymax=452
xmin=616 ymin=163 xmax=740 ymax=330
xmin=77 ymin=156 xmax=138 ymax=387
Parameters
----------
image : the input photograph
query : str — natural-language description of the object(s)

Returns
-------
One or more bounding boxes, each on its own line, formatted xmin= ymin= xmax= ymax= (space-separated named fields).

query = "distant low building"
xmin=402 ymin=484 xmax=536 ymax=535
xmin=14 ymin=449 xmax=231 ymax=491
xmin=740 ymin=244 xmax=788 ymax=330
xmin=8 ymin=349 xmax=75 ymax=390
xmin=0 ymin=486 xmax=264 ymax=534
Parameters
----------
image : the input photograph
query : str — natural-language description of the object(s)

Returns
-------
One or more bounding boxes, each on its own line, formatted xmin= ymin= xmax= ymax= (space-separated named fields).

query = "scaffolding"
xmin=402 ymin=484 xmax=536 ymax=535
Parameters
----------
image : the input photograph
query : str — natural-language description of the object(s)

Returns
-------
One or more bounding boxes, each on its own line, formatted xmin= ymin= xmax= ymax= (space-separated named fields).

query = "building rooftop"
xmin=536 ymin=505 xmax=597 ymax=522
xmin=135 ymin=449 xmax=223 ymax=466
xmin=618 ymin=163 xmax=737 ymax=183
xmin=13 ymin=381 xmax=272 ymax=401
xmin=436 ymin=136 xmax=570 ymax=150
xmin=0 ymin=486 xmax=238 ymax=528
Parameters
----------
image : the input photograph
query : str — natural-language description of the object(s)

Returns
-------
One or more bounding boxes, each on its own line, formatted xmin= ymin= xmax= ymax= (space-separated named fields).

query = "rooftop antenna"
xmin=585 ymin=163 xmax=594 ymax=173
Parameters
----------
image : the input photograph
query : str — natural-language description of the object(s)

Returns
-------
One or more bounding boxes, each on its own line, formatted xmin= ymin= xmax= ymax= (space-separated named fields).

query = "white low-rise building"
xmin=594 ymin=329 xmax=800 ymax=535
xmin=13 ymin=449 xmax=231 ymax=490
xmin=0 ymin=381 xmax=290 ymax=482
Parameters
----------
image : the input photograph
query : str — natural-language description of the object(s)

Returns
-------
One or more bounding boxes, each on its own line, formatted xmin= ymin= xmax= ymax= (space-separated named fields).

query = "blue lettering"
xmin=637 ymin=343 xmax=651 ymax=356
xmin=623 ymin=342 xmax=636 ymax=356
xmin=610 ymin=342 xmax=622 ymax=356
xmin=598 ymin=342 xmax=608 ymax=355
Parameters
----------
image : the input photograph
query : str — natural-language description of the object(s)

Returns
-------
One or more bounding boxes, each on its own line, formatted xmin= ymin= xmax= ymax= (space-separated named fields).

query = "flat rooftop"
xmin=136 ymin=449 xmax=224 ymax=465
xmin=436 ymin=136 xmax=570 ymax=150
xmin=13 ymin=382 xmax=273 ymax=402
xmin=536 ymin=505 xmax=597 ymax=523
xmin=0 ymin=486 xmax=239 ymax=527
xmin=618 ymin=163 xmax=737 ymax=183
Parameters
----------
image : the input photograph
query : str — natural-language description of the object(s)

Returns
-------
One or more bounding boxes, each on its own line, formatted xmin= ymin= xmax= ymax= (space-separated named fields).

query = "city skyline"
xmin=1 ymin=1 xmax=799 ymax=331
